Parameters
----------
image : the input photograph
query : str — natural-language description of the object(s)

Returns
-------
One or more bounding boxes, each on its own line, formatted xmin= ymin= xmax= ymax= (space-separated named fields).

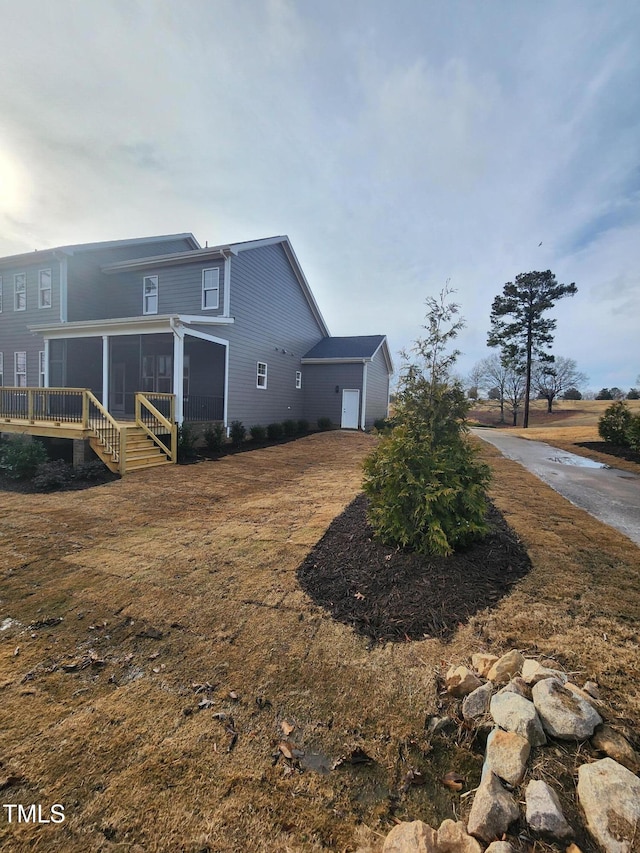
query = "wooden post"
xmin=119 ymin=427 xmax=127 ymax=476
xmin=27 ymin=388 xmax=34 ymax=422
xmin=82 ymin=390 xmax=89 ymax=429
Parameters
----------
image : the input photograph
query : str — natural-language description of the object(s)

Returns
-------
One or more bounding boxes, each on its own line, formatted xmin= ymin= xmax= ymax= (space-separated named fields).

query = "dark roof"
xmin=303 ymin=335 xmax=386 ymax=360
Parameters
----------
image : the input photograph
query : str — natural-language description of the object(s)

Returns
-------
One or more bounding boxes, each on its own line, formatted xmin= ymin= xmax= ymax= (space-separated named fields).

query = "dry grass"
xmin=0 ymin=430 xmax=638 ymax=852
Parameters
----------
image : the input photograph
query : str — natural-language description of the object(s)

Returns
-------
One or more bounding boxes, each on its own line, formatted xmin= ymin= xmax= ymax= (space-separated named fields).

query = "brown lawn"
xmin=0 ymin=429 xmax=638 ymax=852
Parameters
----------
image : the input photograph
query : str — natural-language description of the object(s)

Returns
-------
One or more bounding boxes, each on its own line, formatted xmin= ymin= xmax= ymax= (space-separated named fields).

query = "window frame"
xmin=201 ymin=268 xmax=220 ymax=310
xmin=295 ymin=370 xmax=302 ymax=389
xmin=143 ymin=275 xmax=159 ymax=315
xmin=38 ymin=268 xmax=52 ymax=309
xmin=14 ymin=273 xmax=26 ymax=311
xmin=256 ymin=361 xmax=268 ymax=390
xmin=39 ymin=351 xmax=46 ymax=387
xmin=14 ymin=351 xmax=27 ymax=386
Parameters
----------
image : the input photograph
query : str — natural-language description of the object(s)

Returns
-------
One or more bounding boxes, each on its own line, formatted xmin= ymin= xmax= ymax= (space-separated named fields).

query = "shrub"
xmin=282 ymin=419 xmax=297 ymax=437
xmin=296 ymin=419 xmax=309 ymax=435
xmin=203 ymin=423 xmax=225 ymax=453
xmin=627 ymin=388 xmax=640 ymax=400
xmin=267 ymin=422 xmax=283 ymax=441
xmin=373 ymin=417 xmax=396 ymax=433
xmin=317 ymin=417 xmax=332 ymax=431
xmin=562 ymin=387 xmax=582 ymax=400
xmin=598 ymin=401 xmax=632 ymax=446
xmin=250 ymin=424 xmax=267 ymax=442
xmin=229 ymin=420 xmax=246 ymax=448
xmin=362 ymin=287 xmax=490 ymax=557
xmin=177 ymin=423 xmax=197 ymax=462
xmin=626 ymin=414 xmax=640 ymax=453
xmin=74 ymin=460 xmax=109 ymax=481
xmin=33 ymin=460 xmax=74 ymax=491
xmin=0 ymin=436 xmax=48 ymax=479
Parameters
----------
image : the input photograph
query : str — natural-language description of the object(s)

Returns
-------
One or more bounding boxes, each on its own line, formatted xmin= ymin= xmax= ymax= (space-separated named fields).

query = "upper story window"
xmin=202 ymin=268 xmax=220 ymax=310
xmin=295 ymin=370 xmax=302 ymax=389
xmin=15 ymin=351 xmax=26 ymax=386
xmin=257 ymin=361 xmax=267 ymax=389
xmin=14 ymin=273 xmax=26 ymax=311
xmin=143 ymin=275 xmax=158 ymax=315
xmin=0 ymin=275 xmax=3 ymax=312
xmin=39 ymin=269 xmax=52 ymax=309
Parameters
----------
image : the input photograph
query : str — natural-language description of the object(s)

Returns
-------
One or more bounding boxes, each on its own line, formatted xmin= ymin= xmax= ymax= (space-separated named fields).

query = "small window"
xmin=0 ymin=352 xmax=4 ymax=386
xmin=15 ymin=351 xmax=27 ymax=386
xmin=143 ymin=275 xmax=158 ymax=314
xmin=0 ymin=275 xmax=3 ymax=312
xmin=39 ymin=351 xmax=46 ymax=387
xmin=295 ymin=370 xmax=302 ymax=389
xmin=256 ymin=361 xmax=267 ymax=389
xmin=14 ymin=273 xmax=26 ymax=311
xmin=202 ymin=268 xmax=220 ymax=310
xmin=39 ymin=269 xmax=52 ymax=309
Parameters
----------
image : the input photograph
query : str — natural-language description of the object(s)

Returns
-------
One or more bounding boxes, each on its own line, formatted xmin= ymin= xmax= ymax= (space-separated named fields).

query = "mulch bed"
xmin=576 ymin=441 xmax=640 ymax=465
xmin=297 ymin=494 xmax=532 ymax=643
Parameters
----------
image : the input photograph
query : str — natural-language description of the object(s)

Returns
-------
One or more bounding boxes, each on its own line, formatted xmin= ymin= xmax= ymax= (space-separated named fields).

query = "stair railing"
xmin=135 ymin=393 xmax=177 ymax=463
xmin=84 ymin=390 xmax=126 ymax=474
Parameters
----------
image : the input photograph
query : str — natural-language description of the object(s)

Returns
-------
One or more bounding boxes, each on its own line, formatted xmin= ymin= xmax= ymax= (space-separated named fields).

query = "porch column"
xmin=43 ymin=339 xmax=50 ymax=387
xmin=172 ymin=324 xmax=184 ymax=424
xmin=102 ymin=335 xmax=109 ymax=407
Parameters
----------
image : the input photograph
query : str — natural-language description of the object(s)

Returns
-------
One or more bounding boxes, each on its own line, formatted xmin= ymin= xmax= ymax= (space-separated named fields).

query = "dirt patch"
xmin=298 ymin=494 xmax=532 ymax=643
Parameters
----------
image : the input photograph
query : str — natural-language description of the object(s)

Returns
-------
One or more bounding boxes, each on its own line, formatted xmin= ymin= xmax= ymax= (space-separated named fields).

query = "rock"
xmin=525 ymin=779 xmax=573 ymax=840
xmin=462 ymin=682 xmax=493 ymax=722
xmin=486 ymin=650 xmax=524 ymax=685
xmin=564 ymin=682 xmax=608 ymax=718
xmin=485 ymin=844 xmax=514 ymax=853
xmin=582 ymin=680 xmax=600 ymax=699
xmin=591 ymin=724 xmax=640 ymax=774
xmin=484 ymin=728 xmax=531 ymax=786
xmin=532 ymin=678 xmax=602 ymax=740
xmin=565 ymin=845 xmax=583 ymax=853
xmin=472 ymin=653 xmax=499 ymax=678
xmin=498 ymin=677 xmax=532 ymax=701
xmin=383 ymin=820 xmax=437 ymax=853
xmin=446 ymin=666 xmax=483 ymax=698
xmin=467 ymin=772 xmax=520 ymax=843
xmin=436 ymin=819 xmax=482 ymax=852
xmin=577 ymin=758 xmax=640 ymax=853
xmin=490 ymin=691 xmax=547 ymax=746
xmin=522 ymin=658 xmax=566 ymax=685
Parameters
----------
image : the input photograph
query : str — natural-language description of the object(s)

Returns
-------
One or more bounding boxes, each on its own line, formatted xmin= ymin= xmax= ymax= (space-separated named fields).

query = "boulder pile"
xmin=381 ymin=649 xmax=640 ymax=853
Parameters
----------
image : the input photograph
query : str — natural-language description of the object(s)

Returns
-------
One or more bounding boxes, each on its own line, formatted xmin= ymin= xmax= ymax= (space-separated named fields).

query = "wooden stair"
xmin=90 ymin=423 xmax=173 ymax=473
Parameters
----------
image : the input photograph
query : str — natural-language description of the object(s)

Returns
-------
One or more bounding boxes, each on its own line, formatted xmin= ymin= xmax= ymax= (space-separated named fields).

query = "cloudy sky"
xmin=1 ymin=0 xmax=638 ymax=392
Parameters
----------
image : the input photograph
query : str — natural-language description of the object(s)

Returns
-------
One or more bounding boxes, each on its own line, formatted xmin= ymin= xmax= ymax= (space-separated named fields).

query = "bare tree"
xmin=473 ymin=354 xmax=511 ymax=422
xmin=532 ymin=357 xmax=588 ymax=413
xmin=504 ymin=361 xmax=526 ymax=426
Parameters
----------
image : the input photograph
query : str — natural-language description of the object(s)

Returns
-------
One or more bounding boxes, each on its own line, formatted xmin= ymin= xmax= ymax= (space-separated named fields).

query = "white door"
xmin=341 ymin=389 xmax=360 ymax=429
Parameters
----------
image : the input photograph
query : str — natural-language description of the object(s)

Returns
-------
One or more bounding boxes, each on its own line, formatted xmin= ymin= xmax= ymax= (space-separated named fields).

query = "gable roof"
xmin=302 ymin=335 xmax=393 ymax=373
xmin=0 ymin=233 xmax=200 ymax=269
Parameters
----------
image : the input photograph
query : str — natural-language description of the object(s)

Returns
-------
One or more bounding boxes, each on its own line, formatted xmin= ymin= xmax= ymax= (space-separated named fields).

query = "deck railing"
xmin=85 ymin=390 xmax=124 ymax=471
xmin=0 ymin=387 xmax=85 ymax=423
xmin=183 ymin=394 xmax=224 ymax=422
xmin=135 ymin=393 xmax=177 ymax=463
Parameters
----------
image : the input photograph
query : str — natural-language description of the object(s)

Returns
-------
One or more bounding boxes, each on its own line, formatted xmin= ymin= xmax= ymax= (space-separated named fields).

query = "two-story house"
xmin=0 ymin=233 xmax=392 ymax=472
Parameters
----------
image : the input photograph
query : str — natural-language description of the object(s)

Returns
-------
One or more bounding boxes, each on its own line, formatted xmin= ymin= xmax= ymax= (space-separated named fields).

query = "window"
xmin=0 ymin=275 xmax=3 ymax=312
xmin=0 ymin=353 xmax=3 ymax=386
xmin=143 ymin=275 xmax=158 ymax=314
xmin=38 ymin=269 xmax=52 ymax=308
xmin=295 ymin=370 xmax=302 ymax=389
xmin=15 ymin=352 xmax=27 ymax=386
xmin=39 ymin=351 xmax=46 ymax=387
xmin=256 ymin=361 xmax=267 ymax=389
xmin=14 ymin=273 xmax=26 ymax=311
xmin=202 ymin=268 xmax=220 ymax=310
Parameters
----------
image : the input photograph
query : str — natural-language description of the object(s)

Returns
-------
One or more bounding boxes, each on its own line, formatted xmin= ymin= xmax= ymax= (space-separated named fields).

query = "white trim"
xmin=14 ymin=351 xmax=27 ymax=386
xmin=171 ymin=321 xmax=185 ymax=424
xmin=301 ymin=356 xmax=369 ymax=365
xmin=30 ymin=313 xmax=234 ymax=340
xmin=43 ymin=340 xmax=50 ymax=387
xmin=256 ymin=361 xmax=267 ymax=389
xmin=360 ymin=362 xmax=368 ymax=430
xmin=38 ymin=268 xmax=52 ymax=309
xmin=0 ymin=352 xmax=4 ymax=386
xmin=59 ymin=256 xmax=68 ymax=322
xmin=102 ymin=336 xmax=109 ymax=405
xmin=223 ymin=342 xmax=229 ymax=428
xmin=201 ymin=268 xmax=220 ymax=310
xmin=182 ymin=327 xmax=229 ymax=428
xmin=143 ymin=274 xmax=159 ymax=315
xmin=295 ymin=370 xmax=302 ymax=390
xmin=182 ymin=327 xmax=228 ymax=348
xmin=223 ymin=253 xmax=231 ymax=317
xmin=179 ymin=314 xmax=234 ymax=325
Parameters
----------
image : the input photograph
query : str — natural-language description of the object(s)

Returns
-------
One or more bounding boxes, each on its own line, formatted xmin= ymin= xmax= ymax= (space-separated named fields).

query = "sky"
xmin=0 ymin=0 xmax=638 ymax=393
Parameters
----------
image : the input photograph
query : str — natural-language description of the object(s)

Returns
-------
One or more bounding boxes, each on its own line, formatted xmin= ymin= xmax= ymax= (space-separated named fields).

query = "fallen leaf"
xmin=278 ymin=741 xmax=295 ymax=760
xmin=281 ymin=720 xmax=295 ymax=737
xmin=228 ymin=690 xmax=239 ymax=700
xmin=441 ymin=771 xmax=465 ymax=792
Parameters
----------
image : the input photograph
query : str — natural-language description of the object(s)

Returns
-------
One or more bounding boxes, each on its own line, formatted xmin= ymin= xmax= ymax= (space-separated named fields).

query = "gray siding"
xmin=67 ymin=238 xmax=196 ymax=321
xmin=364 ymin=348 xmax=390 ymax=428
xmin=221 ymin=243 xmax=326 ymax=427
xmin=0 ymin=260 xmax=60 ymax=386
xmin=99 ymin=259 xmax=226 ymax=319
xmin=302 ymin=362 xmax=364 ymax=428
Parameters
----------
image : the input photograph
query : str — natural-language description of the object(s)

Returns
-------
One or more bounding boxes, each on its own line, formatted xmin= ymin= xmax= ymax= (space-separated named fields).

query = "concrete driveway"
xmin=472 ymin=428 xmax=640 ymax=547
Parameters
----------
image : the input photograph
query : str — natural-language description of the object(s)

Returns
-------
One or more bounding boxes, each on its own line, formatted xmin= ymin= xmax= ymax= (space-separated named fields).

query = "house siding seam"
xmin=223 ymin=243 xmax=326 ymax=427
